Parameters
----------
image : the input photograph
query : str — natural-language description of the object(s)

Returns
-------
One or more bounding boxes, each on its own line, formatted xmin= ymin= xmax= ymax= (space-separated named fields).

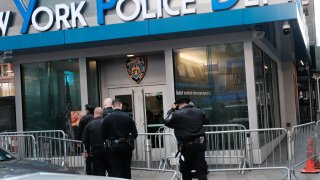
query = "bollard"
xmin=144 ymin=139 xmax=153 ymax=168
xmin=246 ymin=137 xmax=253 ymax=168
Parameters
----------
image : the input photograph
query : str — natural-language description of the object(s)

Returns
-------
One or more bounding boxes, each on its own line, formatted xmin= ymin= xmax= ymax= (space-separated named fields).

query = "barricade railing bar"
xmin=0 ymin=130 xmax=67 ymax=142
xmin=157 ymin=124 xmax=246 ymax=134
xmin=0 ymin=135 xmax=36 ymax=159
xmin=204 ymin=124 xmax=247 ymax=132
xmin=37 ymin=136 xmax=85 ymax=175
xmin=205 ymin=128 xmax=290 ymax=179
xmin=131 ymin=133 xmax=179 ymax=180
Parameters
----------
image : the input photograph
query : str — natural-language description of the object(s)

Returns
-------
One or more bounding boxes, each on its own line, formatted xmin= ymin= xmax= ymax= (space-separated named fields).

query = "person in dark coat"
xmin=77 ymin=104 xmax=95 ymax=175
xmin=103 ymin=98 xmax=113 ymax=118
xmin=82 ymin=107 xmax=110 ymax=176
xmin=164 ymin=97 xmax=208 ymax=180
xmin=101 ymin=99 xmax=138 ymax=179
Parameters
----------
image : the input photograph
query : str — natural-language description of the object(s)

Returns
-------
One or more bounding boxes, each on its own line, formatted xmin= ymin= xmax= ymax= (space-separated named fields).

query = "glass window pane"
xmin=145 ymin=92 xmax=164 ymax=132
xmin=21 ymin=59 xmax=81 ymax=138
xmin=87 ymin=60 xmax=100 ymax=106
xmin=174 ymin=43 xmax=248 ymax=128
xmin=115 ymin=95 xmax=133 ymax=118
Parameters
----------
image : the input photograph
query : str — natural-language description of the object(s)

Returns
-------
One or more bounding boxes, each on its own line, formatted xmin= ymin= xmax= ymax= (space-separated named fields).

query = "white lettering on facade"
xmin=181 ymin=0 xmax=196 ymax=15
xmin=117 ymin=0 xmax=141 ymax=21
xmin=0 ymin=11 xmax=12 ymax=36
xmin=157 ymin=0 xmax=163 ymax=18
xmin=163 ymin=0 xmax=180 ymax=16
xmin=71 ymin=1 xmax=88 ymax=28
xmin=244 ymin=0 xmax=268 ymax=7
xmin=141 ymin=0 xmax=156 ymax=19
xmin=1 ymin=0 xmax=293 ymax=36
xmin=55 ymin=4 xmax=71 ymax=30
xmin=31 ymin=7 xmax=54 ymax=32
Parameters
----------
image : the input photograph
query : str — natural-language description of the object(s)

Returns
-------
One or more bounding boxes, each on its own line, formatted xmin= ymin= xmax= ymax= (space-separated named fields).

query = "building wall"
xmin=11 ymin=31 xmax=296 ymax=130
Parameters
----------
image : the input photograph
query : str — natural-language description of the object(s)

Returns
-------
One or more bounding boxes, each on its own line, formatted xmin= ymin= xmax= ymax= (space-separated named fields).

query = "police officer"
xmin=101 ymin=99 xmax=138 ymax=179
xmin=77 ymin=104 xmax=95 ymax=175
xmin=103 ymin=98 xmax=113 ymax=118
xmin=164 ymin=97 xmax=208 ymax=180
xmin=82 ymin=107 xmax=109 ymax=176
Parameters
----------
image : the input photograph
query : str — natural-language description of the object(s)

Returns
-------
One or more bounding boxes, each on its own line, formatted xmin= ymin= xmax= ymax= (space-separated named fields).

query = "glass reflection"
xmin=21 ymin=59 xmax=81 ymax=138
xmin=174 ymin=43 xmax=248 ymax=128
xmin=115 ymin=95 xmax=133 ymax=118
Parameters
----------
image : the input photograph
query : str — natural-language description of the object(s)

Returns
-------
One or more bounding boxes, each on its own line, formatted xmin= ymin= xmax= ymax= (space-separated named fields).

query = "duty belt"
xmin=183 ymin=136 xmax=205 ymax=146
xmin=111 ymin=138 xmax=127 ymax=144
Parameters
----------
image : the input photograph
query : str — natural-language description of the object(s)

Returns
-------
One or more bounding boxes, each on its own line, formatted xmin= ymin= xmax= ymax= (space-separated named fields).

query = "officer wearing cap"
xmin=77 ymin=104 xmax=95 ymax=175
xmin=164 ymin=97 xmax=208 ymax=180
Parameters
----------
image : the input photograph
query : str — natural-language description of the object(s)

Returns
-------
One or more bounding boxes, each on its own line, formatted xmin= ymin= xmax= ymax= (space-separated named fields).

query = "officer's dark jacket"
xmin=103 ymin=107 xmax=113 ymax=118
xmin=82 ymin=116 xmax=104 ymax=151
xmin=77 ymin=113 xmax=94 ymax=140
xmin=101 ymin=109 xmax=138 ymax=141
xmin=164 ymin=104 xmax=208 ymax=142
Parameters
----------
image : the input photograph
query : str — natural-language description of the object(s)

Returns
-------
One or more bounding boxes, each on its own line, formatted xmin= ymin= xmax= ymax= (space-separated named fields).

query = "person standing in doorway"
xmin=82 ymin=107 xmax=109 ymax=176
xmin=77 ymin=104 xmax=95 ymax=175
xmin=164 ymin=97 xmax=208 ymax=180
xmin=103 ymin=98 xmax=113 ymax=118
xmin=101 ymin=99 xmax=138 ymax=179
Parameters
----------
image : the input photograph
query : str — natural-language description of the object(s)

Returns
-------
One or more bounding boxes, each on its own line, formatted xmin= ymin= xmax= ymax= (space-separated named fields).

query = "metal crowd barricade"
xmin=0 ymin=135 xmax=36 ymax=159
xmin=316 ymin=121 xmax=320 ymax=160
xmin=131 ymin=133 xmax=179 ymax=180
xmin=205 ymin=129 xmax=247 ymax=174
xmin=206 ymin=128 xmax=290 ymax=180
xmin=290 ymin=121 xmax=317 ymax=176
xmin=37 ymin=136 xmax=86 ymax=174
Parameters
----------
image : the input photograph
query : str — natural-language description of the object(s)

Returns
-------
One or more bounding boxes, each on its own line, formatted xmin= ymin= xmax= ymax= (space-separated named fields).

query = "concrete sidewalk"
xmin=131 ymin=169 xmax=320 ymax=180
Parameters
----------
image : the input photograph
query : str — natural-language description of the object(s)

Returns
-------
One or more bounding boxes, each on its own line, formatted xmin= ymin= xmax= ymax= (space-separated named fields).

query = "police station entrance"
xmin=108 ymin=85 xmax=167 ymax=133
xmin=97 ymin=53 xmax=167 ymax=133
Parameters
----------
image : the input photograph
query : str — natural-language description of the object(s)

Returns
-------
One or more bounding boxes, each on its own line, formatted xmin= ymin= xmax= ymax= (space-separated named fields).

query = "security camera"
xmin=282 ymin=21 xmax=290 ymax=35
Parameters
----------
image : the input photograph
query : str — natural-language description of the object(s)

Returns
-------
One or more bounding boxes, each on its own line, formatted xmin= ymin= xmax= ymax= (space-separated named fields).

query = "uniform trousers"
xmin=108 ymin=143 xmax=132 ymax=179
xmin=85 ymin=155 xmax=93 ymax=175
xmin=91 ymin=146 xmax=109 ymax=176
xmin=180 ymin=141 xmax=208 ymax=180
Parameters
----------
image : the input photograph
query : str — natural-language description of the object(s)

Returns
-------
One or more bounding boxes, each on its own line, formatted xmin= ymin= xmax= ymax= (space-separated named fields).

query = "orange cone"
xmin=300 ymin=138 xmax=320 ymax=173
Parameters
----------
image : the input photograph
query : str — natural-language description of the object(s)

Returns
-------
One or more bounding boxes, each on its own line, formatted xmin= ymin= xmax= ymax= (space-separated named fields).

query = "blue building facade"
xmin=0 ymin=0 xmax=311 ymax=137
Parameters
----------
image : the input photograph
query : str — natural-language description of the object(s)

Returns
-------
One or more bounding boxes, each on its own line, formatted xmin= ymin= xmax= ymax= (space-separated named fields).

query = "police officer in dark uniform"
xmin=103 ymin=98 xmax=113 ymax=118
xmin=101 ymin=99 xmax=138 ymax=179
xmin=77 ymin=104 xmax=95 ymax=175
xmin=82 ymin=107 xmax=109 ymax=176
xmin=164 ymin=97 xmax=208 ymax=180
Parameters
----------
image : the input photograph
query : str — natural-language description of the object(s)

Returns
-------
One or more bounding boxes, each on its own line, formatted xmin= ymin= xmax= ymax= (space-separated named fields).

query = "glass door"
xmin=108 ymin=85 xmax=167 ymax=133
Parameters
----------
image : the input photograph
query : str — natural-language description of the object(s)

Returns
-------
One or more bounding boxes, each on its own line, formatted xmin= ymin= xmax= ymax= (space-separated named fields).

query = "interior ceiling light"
xmin=127 ymin=54 xmax=135 ymax=57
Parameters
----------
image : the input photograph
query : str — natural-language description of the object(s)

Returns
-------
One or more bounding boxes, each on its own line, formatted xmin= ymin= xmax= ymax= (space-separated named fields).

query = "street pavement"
xmin=131 ymin=169 xmax=320 ymax=180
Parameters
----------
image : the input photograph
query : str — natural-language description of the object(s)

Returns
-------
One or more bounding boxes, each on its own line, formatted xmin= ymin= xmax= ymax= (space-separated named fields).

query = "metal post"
xmin=287 ymin=130 xmax=292 ymax=179
xmin=246 ymin=137 xmax=253 ymax=168
xmin=307 ymin=66 xmax=313 ymax=122
xmin=144 ymin=139 xmax=152 ymax=168
xmin=317 ymin=78 xmax=320 ymax=112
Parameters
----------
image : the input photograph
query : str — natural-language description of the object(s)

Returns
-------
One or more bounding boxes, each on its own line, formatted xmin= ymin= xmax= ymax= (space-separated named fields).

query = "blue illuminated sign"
xmin=0 ymin=0 xmax=290 ymax=36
